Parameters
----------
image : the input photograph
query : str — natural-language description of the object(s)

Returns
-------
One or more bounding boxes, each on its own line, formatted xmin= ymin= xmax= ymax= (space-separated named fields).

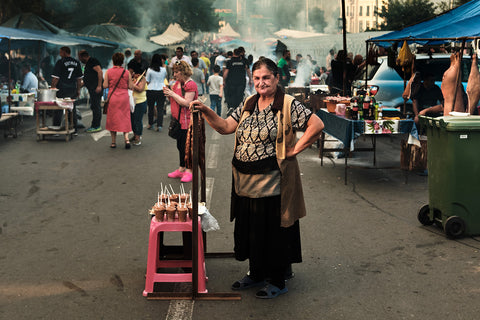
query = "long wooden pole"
xmin=192 ymin=110 xmax=200 ymax=299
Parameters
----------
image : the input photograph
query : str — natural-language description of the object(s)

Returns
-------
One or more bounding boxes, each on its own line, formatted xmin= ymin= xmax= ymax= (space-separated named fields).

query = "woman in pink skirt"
xmin=103 ymin=52 xmax=134 ymax=149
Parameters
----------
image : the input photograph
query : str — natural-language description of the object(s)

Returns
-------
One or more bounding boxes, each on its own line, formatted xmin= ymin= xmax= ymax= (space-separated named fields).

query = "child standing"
xmin=207 ymin=64 xmax=223 ymax=117
xmin=191 ymin=57 xmax=205 ymax=97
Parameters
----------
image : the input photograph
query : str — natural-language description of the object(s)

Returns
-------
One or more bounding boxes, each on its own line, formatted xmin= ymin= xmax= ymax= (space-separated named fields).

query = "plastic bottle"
xmin=351 ymin=98 xmax=358 ymax=120
xmin=378 ymin=107 xmax=383 ymax=120
xmin=363 ymin=93 xmax=370 ymax=120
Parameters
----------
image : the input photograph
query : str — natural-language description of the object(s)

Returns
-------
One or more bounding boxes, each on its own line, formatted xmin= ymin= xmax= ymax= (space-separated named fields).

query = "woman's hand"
xmin=190 ymin=100 xmax=208 ymax=113
xmin=163 ymin=86 xmax=174 ymax=98
xmin=285 ymin=147 xmax=297 ymax=159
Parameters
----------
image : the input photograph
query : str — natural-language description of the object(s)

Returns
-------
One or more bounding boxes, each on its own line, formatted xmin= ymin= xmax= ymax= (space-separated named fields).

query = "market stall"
xmin=35 ymin=99 xmax=75 ymax=142
xmin=365 ymin=0 xmax=480 ymax=114
xmin=317 ymin=107 xmax=418 ymax=184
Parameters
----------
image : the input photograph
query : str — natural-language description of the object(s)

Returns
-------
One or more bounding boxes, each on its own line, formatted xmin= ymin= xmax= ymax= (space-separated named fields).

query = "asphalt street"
xmin=1 ymin=104 xmax=480 ymax=320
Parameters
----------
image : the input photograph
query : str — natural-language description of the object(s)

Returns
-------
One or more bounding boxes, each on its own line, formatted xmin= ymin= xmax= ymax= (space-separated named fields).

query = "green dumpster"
xmin=417 ymin=115 xmax=480 ymax=238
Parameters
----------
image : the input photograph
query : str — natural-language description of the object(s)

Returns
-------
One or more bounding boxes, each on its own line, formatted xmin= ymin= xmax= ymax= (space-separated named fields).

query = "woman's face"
xmin=173 ymin=69 xmax=184 ymax=81
xmin=253 ymin=65 xmax=279 ymax=97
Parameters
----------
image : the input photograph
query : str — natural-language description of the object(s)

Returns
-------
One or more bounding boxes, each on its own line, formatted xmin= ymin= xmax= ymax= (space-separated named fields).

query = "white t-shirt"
xmin=215 ymin=55 xmax=226 ymax=70
xmin=170 ymin=55 xmax=193 ymax=67
xmin=207 ymin=74 xmax=223 ymax=95
xmin=191 ymin=68 xmax=205 ymax=95
xmin=146 ymin=67 xmax=167 ymax=91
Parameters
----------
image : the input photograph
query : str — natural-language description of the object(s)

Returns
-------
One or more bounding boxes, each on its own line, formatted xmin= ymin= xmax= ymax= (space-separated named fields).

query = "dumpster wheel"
xmin=444 ymin=216 xmax=465 ymax=238
xmin=417 ymin=205 xmax=433 ymax=226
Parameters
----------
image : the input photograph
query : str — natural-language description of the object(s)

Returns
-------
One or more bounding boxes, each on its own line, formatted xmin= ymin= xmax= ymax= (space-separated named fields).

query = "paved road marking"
xmin=206 ymin=177 xmax=214 ymax=205
xmin=166 ymin=284 xmax=194 ymax=320
xmin=90 ymin=130 xmax=111 ymax=141
xmin=166 ymin=300 xmax=194 ymax=320
xmin=207 ymin=144 xmax=219 ymax=169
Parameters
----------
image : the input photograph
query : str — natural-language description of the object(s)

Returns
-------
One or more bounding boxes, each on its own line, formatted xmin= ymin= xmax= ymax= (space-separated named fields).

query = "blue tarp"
xmin=0 ymin=26 xmax=117 ymax=48
xmin=370 ymin=0 xmax=480 ymax=46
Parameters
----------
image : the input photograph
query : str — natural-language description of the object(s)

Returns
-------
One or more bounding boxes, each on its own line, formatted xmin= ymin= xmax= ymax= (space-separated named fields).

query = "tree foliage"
xmin=0 ymin=0 xmax=220 ymax=34
xmin=378 ymin=0 xmax=437 ymax=31
xmin=272 ymin=2 xmax=301 ymax=30
xmin=309 ymin=7 xmax=327 ymax=33
xmin=437 ymin=0 xmax=471 ymax=12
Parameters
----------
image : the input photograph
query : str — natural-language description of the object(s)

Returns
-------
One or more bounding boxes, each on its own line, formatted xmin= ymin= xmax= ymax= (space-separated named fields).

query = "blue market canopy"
xmin=370 ymin=0 xmax=480 ymax=46
xmin=1 ymin=12 xmax=68 ymax=35
xmin=0 ymin=26 xmax=115 ymax=48
xmin=218 ymin=39 xmax=252 ymax=49
xmin=78 ymin=24 xmax=165 ymax=53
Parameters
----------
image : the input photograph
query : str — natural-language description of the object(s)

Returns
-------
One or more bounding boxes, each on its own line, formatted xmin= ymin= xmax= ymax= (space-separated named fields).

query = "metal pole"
xmin=341 ymin=0 xmax=348 ymax=95
xmin=365 ymin=41 xmax=369 ymax=88
xmin=8 ymin=39 xmax=12 ymax=113
xmin=306 ymin=0 xmax=309 ymax=31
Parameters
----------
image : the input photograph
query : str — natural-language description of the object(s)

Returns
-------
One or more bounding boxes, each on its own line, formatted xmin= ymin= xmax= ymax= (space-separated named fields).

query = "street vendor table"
xmin=0 ymin=112 xmax=19 ymax=138
xmin=35 ymin=100 xmax=75 ymax=142
xmin=316 ymin=108 xmax=419 ymax=184
xmin=0 ymin=93 xmax=35 ymax=116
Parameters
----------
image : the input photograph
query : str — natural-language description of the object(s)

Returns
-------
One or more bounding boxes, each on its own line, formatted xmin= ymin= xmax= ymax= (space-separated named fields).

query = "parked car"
xmin=352 ymin=54 xmax=473 ymax=112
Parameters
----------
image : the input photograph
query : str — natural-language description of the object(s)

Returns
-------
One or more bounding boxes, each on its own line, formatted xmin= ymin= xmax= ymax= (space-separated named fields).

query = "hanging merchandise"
xmin=397 ymin=40 xmax=414 ymax=73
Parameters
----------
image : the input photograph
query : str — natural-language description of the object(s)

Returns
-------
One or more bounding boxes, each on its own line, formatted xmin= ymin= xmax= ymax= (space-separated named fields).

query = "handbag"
xmin=103 ymin=68 xmax=126 ymax=114
xmin=168 ymin=106 xmax=182 ymax=139
xmin=168 ymin=82 xmax=187 ymax=139
xmin=128 ymin=89 xmax=135 ymax=113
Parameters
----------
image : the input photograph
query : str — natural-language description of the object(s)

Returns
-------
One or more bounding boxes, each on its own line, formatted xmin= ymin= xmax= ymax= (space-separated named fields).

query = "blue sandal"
xmin=255 ymin=284 xmax=288 ymax=299
xmin=231 ymin=275 xmax=265 ymax=290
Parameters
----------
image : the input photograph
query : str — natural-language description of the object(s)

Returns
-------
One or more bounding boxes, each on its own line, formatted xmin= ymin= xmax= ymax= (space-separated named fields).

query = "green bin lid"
xmin=420 ymin=115 xmax=480 ymax=131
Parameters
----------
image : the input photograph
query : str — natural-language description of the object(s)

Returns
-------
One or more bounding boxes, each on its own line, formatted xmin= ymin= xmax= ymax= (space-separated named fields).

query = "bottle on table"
xmin=350 ymin=97 xmax=358 ymax=120
xmin=363 ymin=90 xmax=370 ymax=120
xmin=374 ymin=102 xmax=379 ymax=120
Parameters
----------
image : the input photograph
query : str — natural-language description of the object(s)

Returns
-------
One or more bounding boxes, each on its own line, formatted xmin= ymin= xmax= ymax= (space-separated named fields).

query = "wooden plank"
xmin=146 ymin=292 xmax=241 ymax=301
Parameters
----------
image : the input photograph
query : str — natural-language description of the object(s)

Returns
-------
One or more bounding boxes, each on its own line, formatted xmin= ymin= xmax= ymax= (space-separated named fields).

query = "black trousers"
xmin=225 ymin=82 xmax=245 ymax=109
xmin=176 ymin=129 xmax=188 ymax=167
xmin=147 ymin=90 xmax=166 ymax=127
xmin=88 ymin=87 xmax=103 ymax=128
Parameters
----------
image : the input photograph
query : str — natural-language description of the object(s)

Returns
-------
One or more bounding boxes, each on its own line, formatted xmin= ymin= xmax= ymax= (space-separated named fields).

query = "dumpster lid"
xmin=420 ymin=115 xmax=480 ymax=131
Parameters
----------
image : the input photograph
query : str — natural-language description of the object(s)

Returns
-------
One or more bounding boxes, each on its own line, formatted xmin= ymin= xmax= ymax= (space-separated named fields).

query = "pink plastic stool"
xmin=143 ymin=216 xmax=207 ymax=296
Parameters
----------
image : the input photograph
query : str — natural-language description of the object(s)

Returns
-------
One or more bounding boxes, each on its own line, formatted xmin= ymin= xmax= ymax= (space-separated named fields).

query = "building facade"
xmin=345 ymin=0 xmax=387 ymax=33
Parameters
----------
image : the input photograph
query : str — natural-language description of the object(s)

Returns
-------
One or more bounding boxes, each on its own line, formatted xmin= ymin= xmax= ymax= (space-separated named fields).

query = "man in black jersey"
xmin=78 ymin=50 xmax=103 ymax=132
xmin=51 ymin=46 xmax=83 ymax=131
xmin=223 ymin=48 xmax=252 ymax=116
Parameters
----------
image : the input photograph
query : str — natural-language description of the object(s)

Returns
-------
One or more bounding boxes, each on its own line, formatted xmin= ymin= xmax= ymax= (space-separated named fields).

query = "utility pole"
xmin=306 ymin=0 xmax=309 ymax=31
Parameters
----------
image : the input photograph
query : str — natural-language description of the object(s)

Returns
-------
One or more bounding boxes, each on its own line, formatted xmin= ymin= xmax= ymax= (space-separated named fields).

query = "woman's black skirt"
xmin=231 ymin=190 xmax=302 ymax=265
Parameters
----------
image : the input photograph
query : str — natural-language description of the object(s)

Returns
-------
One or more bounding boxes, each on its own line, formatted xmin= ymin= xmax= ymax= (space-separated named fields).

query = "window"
xmin=359 ymin=6 xmax=363 ymax=16
xmin=366 ymin=21 xmax=370 ymax=29
xmin=366 ymin=6 xmax=370 ymax=16
xmin=359 ymin=21 xmax=363 ymax=32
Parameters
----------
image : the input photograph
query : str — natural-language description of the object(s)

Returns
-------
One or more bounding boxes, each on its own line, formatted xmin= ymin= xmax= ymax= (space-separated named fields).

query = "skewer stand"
xmin=146 ymin=110 xmax=240 ymax=300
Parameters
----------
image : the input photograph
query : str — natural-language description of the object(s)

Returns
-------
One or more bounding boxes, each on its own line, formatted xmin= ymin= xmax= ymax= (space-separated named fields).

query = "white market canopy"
xmin=274 ymin=28 xmax=326 ymax=39
xmin=217 ymin=23 xmax=240 ymax=38
xmin=150 ymin=23 xmax=189 ymax=46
